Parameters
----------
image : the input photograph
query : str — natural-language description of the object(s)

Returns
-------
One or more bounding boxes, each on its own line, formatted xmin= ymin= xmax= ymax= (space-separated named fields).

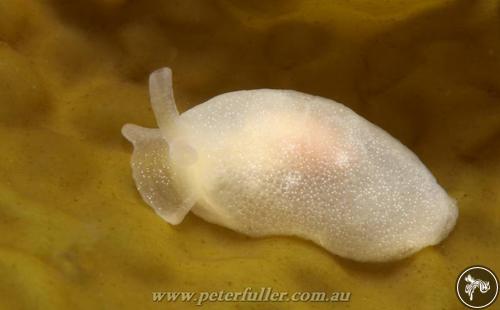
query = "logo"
xmin=456 ymin=266 xmax=498 ymax=309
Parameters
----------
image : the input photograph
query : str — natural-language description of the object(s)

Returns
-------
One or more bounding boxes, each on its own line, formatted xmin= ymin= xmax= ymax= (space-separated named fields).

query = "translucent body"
xmin=122 ymin=68 xmax=458 ymax=262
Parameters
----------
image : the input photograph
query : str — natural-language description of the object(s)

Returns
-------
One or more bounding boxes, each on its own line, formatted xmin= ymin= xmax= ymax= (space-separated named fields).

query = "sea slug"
xmin=122 ymin=67 xmax=458 ymax=262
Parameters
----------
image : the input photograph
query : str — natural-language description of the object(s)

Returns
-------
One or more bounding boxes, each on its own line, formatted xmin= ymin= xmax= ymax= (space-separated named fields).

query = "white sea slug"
xmin=122 ymin=67 xmax=458 ymax=262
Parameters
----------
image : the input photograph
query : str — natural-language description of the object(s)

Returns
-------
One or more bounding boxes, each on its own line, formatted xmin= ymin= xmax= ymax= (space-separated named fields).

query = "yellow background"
xmin=0 ymin=0 xmax=499 ymax=309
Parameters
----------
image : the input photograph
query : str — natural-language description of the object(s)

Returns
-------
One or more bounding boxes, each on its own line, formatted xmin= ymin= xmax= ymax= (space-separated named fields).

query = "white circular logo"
xmin=456 ymin=266 xmax=498 ymax=309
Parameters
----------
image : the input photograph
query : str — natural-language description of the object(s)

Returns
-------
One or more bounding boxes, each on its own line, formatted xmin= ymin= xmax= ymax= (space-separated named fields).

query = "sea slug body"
xmin=122 ymin=67 xmax=458 ymax=262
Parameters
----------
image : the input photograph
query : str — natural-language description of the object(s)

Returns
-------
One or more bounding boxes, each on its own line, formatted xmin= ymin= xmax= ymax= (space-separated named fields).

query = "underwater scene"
xmin=0 ymin=0 xmax=499 ymax=309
